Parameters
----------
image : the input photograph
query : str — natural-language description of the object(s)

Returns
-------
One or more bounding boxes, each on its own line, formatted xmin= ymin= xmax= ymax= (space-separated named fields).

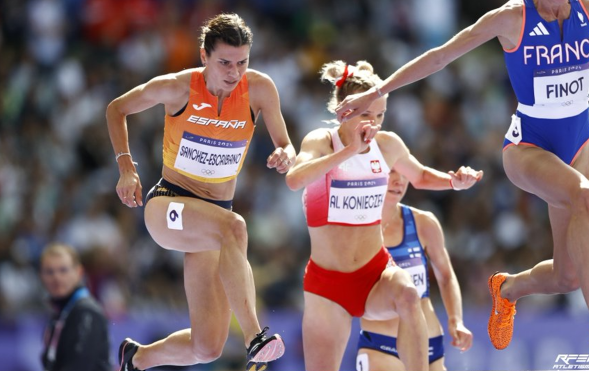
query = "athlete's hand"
xmin=345 ymin=120 xmax=381 ymax=154
xmin=449 ymin=321 xmax=473 ymax=352
xmin=267 ymin=146 xmax=295 ymax=174
xmin=449 ymin=166 xmax=483 ymax=190
xmin=335 ymin=90 xmax=376 ymax=122
xmin=116 ymin=170 xmax=143 ymax=208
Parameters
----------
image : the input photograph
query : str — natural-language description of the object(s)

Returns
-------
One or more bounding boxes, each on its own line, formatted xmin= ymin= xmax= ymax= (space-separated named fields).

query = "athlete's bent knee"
xmin=222 ymin=213 xmax=248 ymax=249
xmin=394 ymin=284 xmax=421 ymax=315
xmin=189 ymin=342 xmax=224 ymax=364
xmin=555 ymin=273 xmax=580 ymax=293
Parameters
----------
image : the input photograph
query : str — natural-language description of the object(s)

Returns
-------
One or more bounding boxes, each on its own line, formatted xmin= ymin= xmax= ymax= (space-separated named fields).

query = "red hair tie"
xmin=335 ymin=65 xmax=353 ymax=88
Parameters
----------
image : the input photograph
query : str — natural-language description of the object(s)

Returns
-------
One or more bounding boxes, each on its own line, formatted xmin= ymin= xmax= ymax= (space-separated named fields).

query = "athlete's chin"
xmin=385 ymin=193 xmax=402 ymax=204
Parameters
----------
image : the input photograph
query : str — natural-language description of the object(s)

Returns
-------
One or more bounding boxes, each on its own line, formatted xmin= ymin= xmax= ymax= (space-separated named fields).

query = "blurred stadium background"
xmin=1 ymin=0 xmax=589 ymax=370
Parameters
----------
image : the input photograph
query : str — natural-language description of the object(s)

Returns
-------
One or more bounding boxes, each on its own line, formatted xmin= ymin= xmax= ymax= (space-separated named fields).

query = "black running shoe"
xmin=245 ymin=327 xmax=285 ymax=371
xmin=118 ymin=338 xmax=141 ymax=371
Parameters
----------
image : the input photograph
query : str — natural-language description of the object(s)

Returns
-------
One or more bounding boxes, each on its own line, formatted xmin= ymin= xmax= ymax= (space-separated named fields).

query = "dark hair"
xmin=320 ymin=60 xmax=384 ymax=113
xmin=200 ymin=13 xmax=253 ymax=56
xmin=40 ymin=243 xmax=81 ymax=267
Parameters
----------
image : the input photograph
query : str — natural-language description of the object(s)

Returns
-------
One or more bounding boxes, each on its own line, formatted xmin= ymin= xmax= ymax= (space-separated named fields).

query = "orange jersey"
xmin=162 ymin=70 xmax=256 ymax=183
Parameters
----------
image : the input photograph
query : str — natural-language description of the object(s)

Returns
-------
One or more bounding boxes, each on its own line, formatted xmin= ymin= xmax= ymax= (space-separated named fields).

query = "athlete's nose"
xmin=228 ymin=66 xmax=239 ymax=79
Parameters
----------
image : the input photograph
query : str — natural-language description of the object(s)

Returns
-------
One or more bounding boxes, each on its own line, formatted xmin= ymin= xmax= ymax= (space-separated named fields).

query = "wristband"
xmin=115 ymin=152 xmax=138 ymax=166
xmin=375 ymin=86 xmax=384 ymax=97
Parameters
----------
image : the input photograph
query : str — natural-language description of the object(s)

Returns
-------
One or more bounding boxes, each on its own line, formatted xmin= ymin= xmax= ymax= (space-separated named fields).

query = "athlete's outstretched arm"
xmin=417 ymin=210 xmax=473 ymax=351
xmin=247 ymin=70 xmax=296 ymax=174
xmin=106 ymin=73 xmax=188 ymax=207
xmin=378 ymin=131 xmax=483 ymax=190
xmin=335 ymin=3 xmax=519 ymax=122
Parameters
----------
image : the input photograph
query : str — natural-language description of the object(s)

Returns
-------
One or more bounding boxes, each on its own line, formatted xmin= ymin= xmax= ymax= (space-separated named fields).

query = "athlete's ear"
xmin=200 ymin=48 xmax=207 ymax=67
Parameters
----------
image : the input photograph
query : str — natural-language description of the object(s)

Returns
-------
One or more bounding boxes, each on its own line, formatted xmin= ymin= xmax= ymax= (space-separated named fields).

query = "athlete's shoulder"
xmin=410 ymin=207 xmax=439 ymax=225
xmin=245 ymin=69 xmax=278 ymax=105
xmin=411 ymin=207 xmax=442 ymax=237
xmin=149 ymin=69 xmax=195 ymax=91
xmin=303 ymin=127 xmax=332 ymax=143
xmin=245 ymin=69 xmax=275 ymax=87
xmin=375 ymin=130 xmax=402 ymax=143
xmin=494 ymin=0 xmax=525 ymax=21
xmin=375 ymin=130 xmax=409 ymax=153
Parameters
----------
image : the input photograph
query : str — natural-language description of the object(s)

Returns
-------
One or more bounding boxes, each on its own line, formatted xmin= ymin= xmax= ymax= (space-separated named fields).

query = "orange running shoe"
xmin=487 ymin=272 xmax=517 ymax=350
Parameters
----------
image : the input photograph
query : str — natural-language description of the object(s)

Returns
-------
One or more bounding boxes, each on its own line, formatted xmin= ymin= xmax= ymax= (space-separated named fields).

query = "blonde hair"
xmin=320 ymin=60 xmax=383 ymax=113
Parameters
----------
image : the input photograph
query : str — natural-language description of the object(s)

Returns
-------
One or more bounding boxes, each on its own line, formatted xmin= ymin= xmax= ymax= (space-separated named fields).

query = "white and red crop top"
xmin=303 ymin=128 xmax=390 ymax=227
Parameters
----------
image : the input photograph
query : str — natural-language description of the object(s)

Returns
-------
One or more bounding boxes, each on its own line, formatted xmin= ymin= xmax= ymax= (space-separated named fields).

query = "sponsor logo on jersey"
xmin=193 ymin=103 xmax=212 ymax=111
xmin=529 ymin=22 xmax=550 ymax=36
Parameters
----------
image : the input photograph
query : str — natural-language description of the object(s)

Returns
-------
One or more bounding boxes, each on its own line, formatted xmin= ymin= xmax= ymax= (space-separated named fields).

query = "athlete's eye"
xmin=220 ymin=61 xmax=229 ymax=66
xmin=238 ymin=60 xmax=248 ymax=66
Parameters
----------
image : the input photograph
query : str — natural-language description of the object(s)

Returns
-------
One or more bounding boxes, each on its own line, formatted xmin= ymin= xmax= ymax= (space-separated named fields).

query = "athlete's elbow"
xmin=425 ymin=48 xmax=450 ymax=73
xmin=106 ymin=99 xmax=124 ymax=120
xmin=285 ymin=172 xmax=303 ymax=191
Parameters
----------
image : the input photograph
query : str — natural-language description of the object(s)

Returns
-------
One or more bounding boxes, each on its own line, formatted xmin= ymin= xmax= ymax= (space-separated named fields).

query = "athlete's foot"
xmin=246 ymin=360 xmax=267 ymax=371
xmin=246 ymin=327 xmax=285 ymax=371
xmin=118 ymin=338 xmax=142 ymax=371
xmin=487 ymin=272 xmax=517 ymax=350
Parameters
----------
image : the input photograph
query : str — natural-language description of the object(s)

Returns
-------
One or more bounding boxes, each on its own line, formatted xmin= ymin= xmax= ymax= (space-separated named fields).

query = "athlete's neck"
xmin=535 ymin=0 xmax=571 ymax=21
xmin=382 ymin=202 xmax=403 ymax=227
xmin=202 ymin=69 xmax=232 ymax=100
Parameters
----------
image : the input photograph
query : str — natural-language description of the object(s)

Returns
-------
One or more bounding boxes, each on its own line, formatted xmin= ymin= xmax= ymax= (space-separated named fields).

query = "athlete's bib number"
xmin=397 ymin=256 xmax=427 ymax=297
xmin=174 ymin=132 xmax=247 ymax=179
xmin=356 ymin=353 xmax=369 ymax=371
xmin=533 ymin=63 xmax=589 ymax=105
xmin=327 ymin=178 xmax=387 ymax=225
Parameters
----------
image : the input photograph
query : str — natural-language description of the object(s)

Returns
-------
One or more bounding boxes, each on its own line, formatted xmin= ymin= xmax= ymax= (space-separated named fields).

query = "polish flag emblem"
xmin=370 ymin=160 xmax=382 ymax=173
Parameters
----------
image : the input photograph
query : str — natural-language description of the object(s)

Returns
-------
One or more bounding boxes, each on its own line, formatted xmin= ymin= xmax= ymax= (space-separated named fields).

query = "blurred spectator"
xmin=39 ymin=243 xmax=111 ymax=371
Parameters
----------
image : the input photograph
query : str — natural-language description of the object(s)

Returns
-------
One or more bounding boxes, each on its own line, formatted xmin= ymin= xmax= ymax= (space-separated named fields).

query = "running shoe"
xmin=246 ymin=360 xmax=267 ymax=371
xmin=246 ymin=327 xmax=285 ymax=371
xmin=118 ymin=338 xmax=141 ymax=371
xmin=487 ymin=272 xmax=517 ymax=350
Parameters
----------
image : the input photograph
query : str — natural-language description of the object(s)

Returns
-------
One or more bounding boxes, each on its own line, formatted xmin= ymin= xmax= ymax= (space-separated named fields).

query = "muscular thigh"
xmin=571 ymin=141 xmax=589 ymax=176
xmin=364 ymin=266 xmax=409 ymax=321
xmin=303 ymin=292 xmax=352 ymax=371
xmin=144 ymin=196 xmax=240 ymax=252
xmin=184 ymin=251 xmax=231 ymax=345
xmin=503 ymin=145 xmax=589 ymax=208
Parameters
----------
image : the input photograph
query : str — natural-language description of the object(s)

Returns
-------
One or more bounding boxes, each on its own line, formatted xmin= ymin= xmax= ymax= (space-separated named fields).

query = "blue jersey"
xmin=387 ymin=204 xmax=430 ymax=298
xmin=504 ymin=0 xmax=589 ymax=119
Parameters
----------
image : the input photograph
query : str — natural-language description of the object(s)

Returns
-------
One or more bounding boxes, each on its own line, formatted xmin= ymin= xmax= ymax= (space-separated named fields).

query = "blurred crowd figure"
xmin=0 ymin=0 xmax=584 ymax=369
xmin=39 ymin=243 xmax=110 ymax=371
